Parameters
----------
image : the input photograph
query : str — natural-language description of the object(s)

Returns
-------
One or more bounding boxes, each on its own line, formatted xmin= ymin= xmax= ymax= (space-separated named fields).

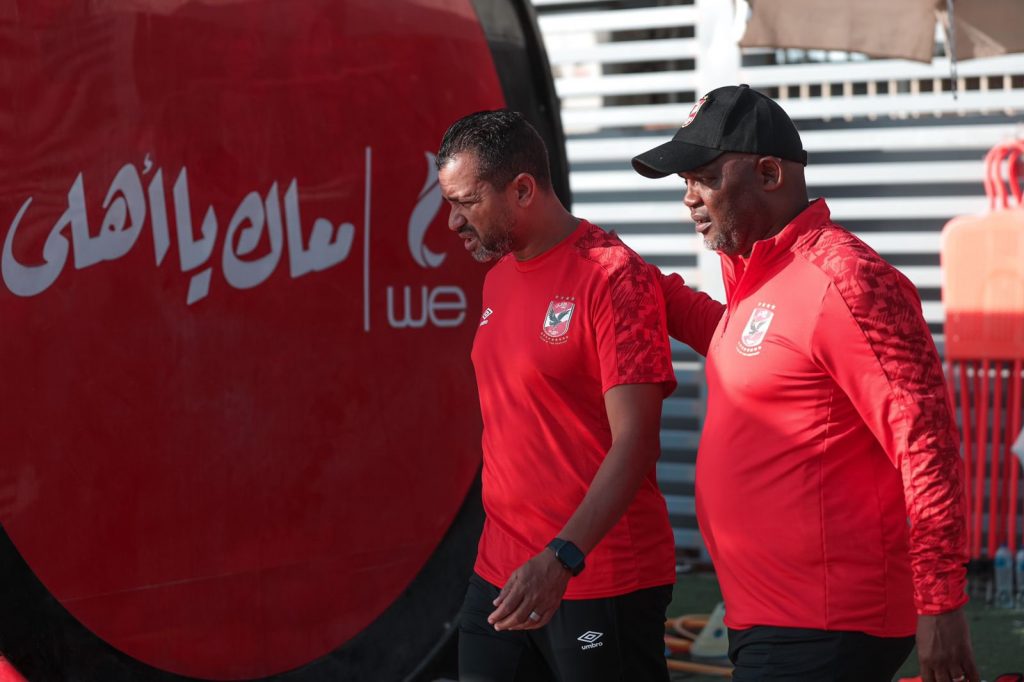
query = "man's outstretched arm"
xmin=657 ymin=269 xmax=724 ymax=356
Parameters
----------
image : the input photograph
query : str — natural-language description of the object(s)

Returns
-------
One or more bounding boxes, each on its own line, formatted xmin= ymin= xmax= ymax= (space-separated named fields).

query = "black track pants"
xmin=728 ymin=625 xmax=915 ymax=681
xmin=458 ymin=573 xmax=672 ymax=682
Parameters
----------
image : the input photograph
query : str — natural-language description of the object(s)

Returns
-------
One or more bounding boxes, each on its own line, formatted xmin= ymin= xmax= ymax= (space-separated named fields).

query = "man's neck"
xmin=513 ymin=209 xmax=581 ymax=261
xmin=739 ymin=199 xmax=813 ymax=258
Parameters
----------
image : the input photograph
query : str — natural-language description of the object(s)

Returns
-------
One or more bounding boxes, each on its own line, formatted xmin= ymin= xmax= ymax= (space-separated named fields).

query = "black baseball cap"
xmin=631 ymin=84 xmax=807 ymax=178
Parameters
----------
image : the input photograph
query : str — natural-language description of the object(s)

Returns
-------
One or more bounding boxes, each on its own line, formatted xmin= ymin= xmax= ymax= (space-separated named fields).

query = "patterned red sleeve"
xmin=575 ymin=231 xmax=676 ymax=396
xmin=657 ymin=268 xmax=725 ymax=357
xmin=806 ymin=232 xmax=969 ymax=615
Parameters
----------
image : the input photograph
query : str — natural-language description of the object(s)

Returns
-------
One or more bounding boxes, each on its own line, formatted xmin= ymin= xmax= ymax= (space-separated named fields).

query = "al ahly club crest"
xmin=542 ymin=299 xmax=575 ymax=340
xmin=682 ymin=95 xmax=707 ymax=127
xmin=737 ymin=303 xmax=775 ymax=356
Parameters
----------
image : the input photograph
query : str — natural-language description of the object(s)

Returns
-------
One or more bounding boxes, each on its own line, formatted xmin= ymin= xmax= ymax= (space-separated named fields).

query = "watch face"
xmin=553 ymin=539 xmax=585 ymax=575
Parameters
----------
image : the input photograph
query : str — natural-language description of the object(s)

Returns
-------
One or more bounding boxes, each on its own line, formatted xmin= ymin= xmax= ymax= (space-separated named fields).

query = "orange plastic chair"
xmin=941 ymin=139 xmax=1024 ymax=560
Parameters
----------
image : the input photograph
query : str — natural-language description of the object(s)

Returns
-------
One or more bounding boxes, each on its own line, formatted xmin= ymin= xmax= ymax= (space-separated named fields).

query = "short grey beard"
xmin=471 ymin=245 xmax=502 ymax=263
xmin=474 ymin=226 xmax=515 ymax=263
xmin=702 ymin=232 xmax=740 ymax=256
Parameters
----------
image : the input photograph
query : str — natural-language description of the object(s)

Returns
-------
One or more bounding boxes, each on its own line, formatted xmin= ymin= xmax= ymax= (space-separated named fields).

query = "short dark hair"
xmin=436 ymin=110 xmax=552 ymax=190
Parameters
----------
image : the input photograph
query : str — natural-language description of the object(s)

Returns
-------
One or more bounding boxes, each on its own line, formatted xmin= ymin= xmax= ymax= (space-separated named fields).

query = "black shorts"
xmin=728 ymin=625 xmax=915 ymax=682
xmin=458 ymin=573 xmax=672 ymax=682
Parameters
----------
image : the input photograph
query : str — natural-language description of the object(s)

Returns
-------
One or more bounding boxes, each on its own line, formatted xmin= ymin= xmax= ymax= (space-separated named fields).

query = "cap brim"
xmin=631 ymin=140 xmax=725 ymax=179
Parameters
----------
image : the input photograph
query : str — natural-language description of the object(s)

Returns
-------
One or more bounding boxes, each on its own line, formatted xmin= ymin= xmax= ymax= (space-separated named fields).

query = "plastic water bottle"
xmin=1015 ymin=547 xmax=1024 ymax=610
xmin=994 ymin=545 xmax=1014 ymax=608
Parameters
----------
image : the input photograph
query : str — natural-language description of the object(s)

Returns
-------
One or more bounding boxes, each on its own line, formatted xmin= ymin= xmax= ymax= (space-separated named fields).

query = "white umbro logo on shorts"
xmin=577 ymin=630 xmax=604 ymax=650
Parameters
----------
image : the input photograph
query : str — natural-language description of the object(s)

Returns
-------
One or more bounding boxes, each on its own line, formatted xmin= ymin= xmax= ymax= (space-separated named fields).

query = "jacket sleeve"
xmin=655 ymin=268 xmax=725 ymax=357
xmin=809 ymin=260 xmax=968 ymax=615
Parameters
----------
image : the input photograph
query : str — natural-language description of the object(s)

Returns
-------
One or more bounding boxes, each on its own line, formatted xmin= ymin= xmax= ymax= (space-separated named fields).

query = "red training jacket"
xmin=662 ymin=199 xmax=968 ymax=636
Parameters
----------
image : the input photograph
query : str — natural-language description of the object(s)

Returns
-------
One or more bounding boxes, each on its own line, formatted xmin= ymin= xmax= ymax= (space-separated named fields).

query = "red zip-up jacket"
xmin=661 ymin=199 xmax=968 ymax=635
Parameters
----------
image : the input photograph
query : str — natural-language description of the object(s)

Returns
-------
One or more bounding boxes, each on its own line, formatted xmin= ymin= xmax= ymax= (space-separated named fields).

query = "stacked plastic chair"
xmin=941 ymin=139 xmax=1024 ymax=565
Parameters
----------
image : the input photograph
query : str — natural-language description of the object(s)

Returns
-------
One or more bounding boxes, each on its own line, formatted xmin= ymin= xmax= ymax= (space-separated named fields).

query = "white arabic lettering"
xmin=2 ymin=158 xmax=359 ymax=304
xmin=283 ymin=179 xmax=354 ymax=278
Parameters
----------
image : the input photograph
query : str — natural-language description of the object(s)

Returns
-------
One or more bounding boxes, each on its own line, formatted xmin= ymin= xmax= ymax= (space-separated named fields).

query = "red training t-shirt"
xmin=471 ymin=220 xmax=677 ymax=599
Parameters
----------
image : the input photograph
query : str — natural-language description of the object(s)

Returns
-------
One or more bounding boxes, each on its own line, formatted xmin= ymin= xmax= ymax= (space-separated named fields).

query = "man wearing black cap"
xmin=633 ymin=85 xmax=978 ymax=682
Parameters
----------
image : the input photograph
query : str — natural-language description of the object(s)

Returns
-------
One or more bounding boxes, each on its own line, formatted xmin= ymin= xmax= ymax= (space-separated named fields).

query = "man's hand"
xmin=917 ymin=608 xmax=979 ymax=682
xmin=488 ymin=549 xmax=571 ymax=631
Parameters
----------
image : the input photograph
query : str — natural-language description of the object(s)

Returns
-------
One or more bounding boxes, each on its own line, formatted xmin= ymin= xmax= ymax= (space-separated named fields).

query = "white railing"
xmin=538 ymin=5 xmax=697 ymax=33
xmin=566 ymin=124 xmax=1023 ymax=158
xmin=547 ymin=38 xmax=698 ymax=66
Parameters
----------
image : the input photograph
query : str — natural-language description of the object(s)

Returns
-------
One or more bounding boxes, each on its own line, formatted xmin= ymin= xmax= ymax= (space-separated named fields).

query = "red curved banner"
xmin=0 ymin=0 xmax=501 ymax=677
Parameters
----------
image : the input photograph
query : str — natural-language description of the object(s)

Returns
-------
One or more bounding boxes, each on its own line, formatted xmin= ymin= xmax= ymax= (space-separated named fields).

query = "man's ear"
xmin=511 ymin=172 xmax=537 ymax=206
xmin=756 ymin=156 xmax=784 ymax=192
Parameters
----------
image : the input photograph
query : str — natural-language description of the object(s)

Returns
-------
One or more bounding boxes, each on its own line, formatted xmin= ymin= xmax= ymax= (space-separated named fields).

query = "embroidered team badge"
xmin=541 ymin=298 xmax=575 ymax=344
xmin=681 ymin=95 xmax=708 ymax=128
xmin=736 ymin=303 xmax=776 ymax=357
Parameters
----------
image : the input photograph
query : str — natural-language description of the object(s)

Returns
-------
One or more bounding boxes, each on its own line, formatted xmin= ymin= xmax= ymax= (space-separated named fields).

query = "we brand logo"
xmin=386 ymin=152 xmax=467 ymax=330
xmin=406 ymin=152 xmax=446 ymax=270
xmin=577 ymin=631 xmax=604 ymax=650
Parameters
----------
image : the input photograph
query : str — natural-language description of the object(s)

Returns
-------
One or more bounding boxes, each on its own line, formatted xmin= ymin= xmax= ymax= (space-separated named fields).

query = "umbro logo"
xmin=479 ymin=307 xmax=493 ymax=327
xmin=577 ymin=630 xmax=604 ymax=650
